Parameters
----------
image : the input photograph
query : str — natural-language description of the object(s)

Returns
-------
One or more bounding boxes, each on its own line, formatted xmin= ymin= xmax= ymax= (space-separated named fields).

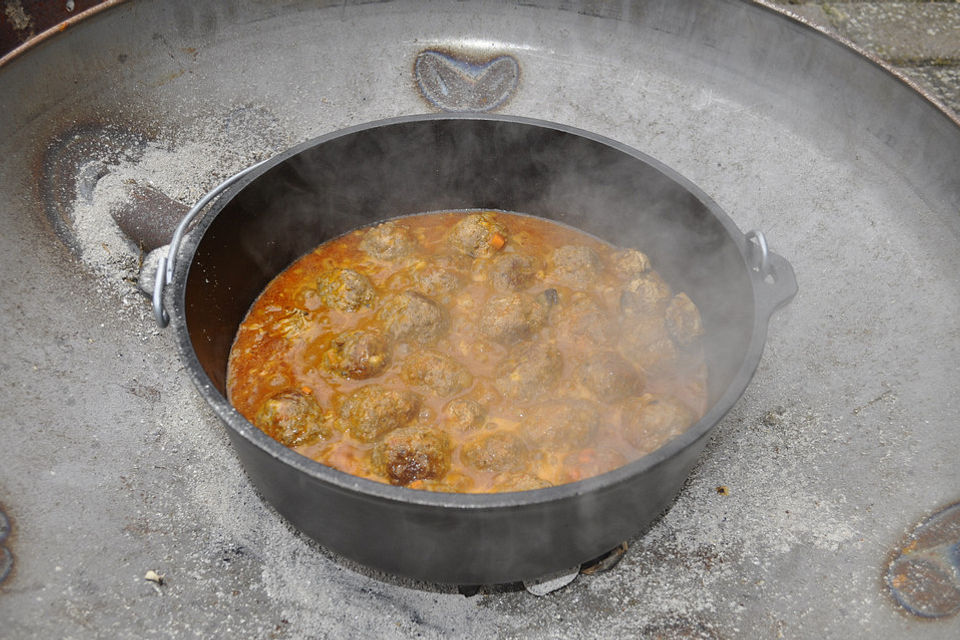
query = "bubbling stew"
xmin=227 ymin=211 xmax=707 ymax=492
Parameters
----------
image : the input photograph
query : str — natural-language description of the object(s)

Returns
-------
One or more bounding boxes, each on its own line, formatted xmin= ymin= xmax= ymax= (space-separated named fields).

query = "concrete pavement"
xmin=766 ymin=0 xmax=960 ymax=116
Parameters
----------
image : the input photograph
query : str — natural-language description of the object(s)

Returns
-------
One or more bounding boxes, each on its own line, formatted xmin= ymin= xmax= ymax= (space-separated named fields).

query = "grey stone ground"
xmin=765 ymin=0 xmax=960 ymax=116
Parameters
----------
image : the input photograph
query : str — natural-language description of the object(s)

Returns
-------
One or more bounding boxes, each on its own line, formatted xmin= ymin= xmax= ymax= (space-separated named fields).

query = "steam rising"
xmin=190 ymin=117 xmax=752 ymax=408
xmin=174 ymin=115 xmax=773 ymax=584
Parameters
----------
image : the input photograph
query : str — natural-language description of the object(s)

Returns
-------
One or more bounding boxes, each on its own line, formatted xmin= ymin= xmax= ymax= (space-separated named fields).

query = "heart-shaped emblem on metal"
xmin=415 ymin=50 xmax=519 ymax=112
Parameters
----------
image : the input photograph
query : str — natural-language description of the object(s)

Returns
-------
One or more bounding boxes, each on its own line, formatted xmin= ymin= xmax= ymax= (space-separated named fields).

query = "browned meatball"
xmin=322 ymin=329 xmax=390 ymax=379
xmin=534 ymin=287 xmax=560 ymax=308
xmin=443 ymin=398 xmax=486 ymax=431
xmin=254 ymin=390 xmax=330 ymax=447
xmin=372 ymin=426 xmax=451 ymax=486
xmin=579 ymin=351 xmax=645 ymax=402
xmin=621 ymin=393 xmax=697 ymax=453
xmin=494 ymin=342 xmax=563 ymax=401
xmin=337 ymin=385 xmax=422 ymax=442
xmin=632 ymin=338 xmax=679 ymax=375
xmin=400 ymin=350 xmax=473 ymax=397
xmin=665 ymin=293 xmax=704 ymax=346
xmin=412 ymin=259 xmax=464 ymax=299
xmin=360 ymin=220 xmax=417 ymax=260
xmin=519 ymin=400 xmax=600 ymax=450
xmin=556 ymin=292 xmax=618 ymax=346
xmin=488 ymin=252 xmax=541 ymax=291
xmin=447 ymin=212 xmax=508 ymax=258
xmin=620 ymin=272 xmax=672 ymax=316
xmin=550 ymin=245 xmax=602 ymax=288
xmin=462 ymin=430 xmax=529 ymax=473
xmin=611 ymin=248 xmax=651 ymax=279
xmin=316 ymin=268 xmax=376 ymax=312
xmin=478 ymin=293 xmax=548 ymax=345
xmin=620 ymin=316 xmax=678 ymax=374
xmin=491 ymin=472 xmax=552 ymax=492
xmin=376 ymin=290 xmax=447 ymax=344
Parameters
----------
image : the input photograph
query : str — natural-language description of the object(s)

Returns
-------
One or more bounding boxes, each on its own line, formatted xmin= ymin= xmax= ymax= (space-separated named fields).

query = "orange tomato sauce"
xmin=227 ymin=211 xmax=707 ymax=492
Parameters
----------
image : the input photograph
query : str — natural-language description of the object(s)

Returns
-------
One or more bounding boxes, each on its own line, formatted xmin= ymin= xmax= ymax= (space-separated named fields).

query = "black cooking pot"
xmin=158 ymin=114 xmax=796 ymax=585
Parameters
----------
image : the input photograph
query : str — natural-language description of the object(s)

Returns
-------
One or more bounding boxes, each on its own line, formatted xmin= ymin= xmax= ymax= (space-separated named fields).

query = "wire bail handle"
xmin=152 ymin=160 xmax=269 ymax=328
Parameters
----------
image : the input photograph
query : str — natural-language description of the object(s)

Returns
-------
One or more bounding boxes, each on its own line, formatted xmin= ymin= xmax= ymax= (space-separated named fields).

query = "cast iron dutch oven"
xmin=154 ymin=114 xmax=797 ymax=585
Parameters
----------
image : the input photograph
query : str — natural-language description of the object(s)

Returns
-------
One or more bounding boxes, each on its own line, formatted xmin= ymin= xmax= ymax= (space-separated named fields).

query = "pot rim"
xmin=170 ymin=112 xmax=786 ymax=509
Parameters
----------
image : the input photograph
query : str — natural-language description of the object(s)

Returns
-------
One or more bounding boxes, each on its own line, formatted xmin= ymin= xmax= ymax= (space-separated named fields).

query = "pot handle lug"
xmin=745 ymin=230 xmax=798 ymax=318
xmin=152 ymin=160 xmax=269 ymax=328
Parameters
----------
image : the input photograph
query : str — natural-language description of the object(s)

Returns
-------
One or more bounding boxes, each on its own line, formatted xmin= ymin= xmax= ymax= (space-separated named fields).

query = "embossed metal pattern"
xmin=886 ymin=501 xmax=960 ymax=618
xmin=414 ymin=50 xmax=519 ymax=112
xmin=0 ymin=505 xmax=11 ymax=585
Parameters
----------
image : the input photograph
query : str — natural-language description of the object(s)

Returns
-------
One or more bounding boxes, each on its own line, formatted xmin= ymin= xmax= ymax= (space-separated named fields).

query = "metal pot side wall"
xmin=225 ymin=421 xmax=711 ymax=584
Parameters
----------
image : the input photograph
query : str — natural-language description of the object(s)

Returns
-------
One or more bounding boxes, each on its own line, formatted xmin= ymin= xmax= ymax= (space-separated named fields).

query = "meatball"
xmin=412 ymin=260 xmax=463 ymax=299
xmin=620 ymin=316 xmax=678 ymax=374
xmin=620 ymin=272 xmax=672 ymax=316
xmin=549 ymin=245 xmax=602 ymax=288
xmin=462 ymin=430 xmax=529 ymax=473
xmin=621 ymin=393 xmax=697 ymax=452
xmin=494 ymin=342 xmax=563 ymax=401
xmin=611 ymin=248 xmax=651 ymax=279
xmin=519 ymin=400 xmax=600 ymax=450
xmin=630 ymin=337 xmax=679 ymax=375
xmin=253 ymin=390 xmax=330 ymax=447
xmin=491 ymin=472 xmax=552 ymax=492
xmin=400 ymin=350 xmax=473 ymax=397
xmin=316 ymin=268 xmax=376 ymax=312
xmin=478 ymin=293 xmax=548 ymax=345
xmin=376 ymin=290 xmax=447 ymax=344
xmin=360 ymin=220 xmax=417 ymax=260
xmin=443 ymin=398 xmax=486 ymax=431
xmin=556 ymin=292 xmax=618 ymax=346
xmin=372 ymin=426 xmax=451 ymax=486
xmin=337 ymin=385 xmax=422 ymax=442
xmin=322 ymin=329 xmax=390 ymax=379
xmin=665 ymin=292 xmax=704 ymax=346
xmin=579 ymin=351 xmax=645 ymax=402
xmin=621 ymin=312 xmax=668 ymax=347
xmin=447 ymin=212 xmax=508 ymax=258
xmin=488 ymin=252 xmax=541 ymax=291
